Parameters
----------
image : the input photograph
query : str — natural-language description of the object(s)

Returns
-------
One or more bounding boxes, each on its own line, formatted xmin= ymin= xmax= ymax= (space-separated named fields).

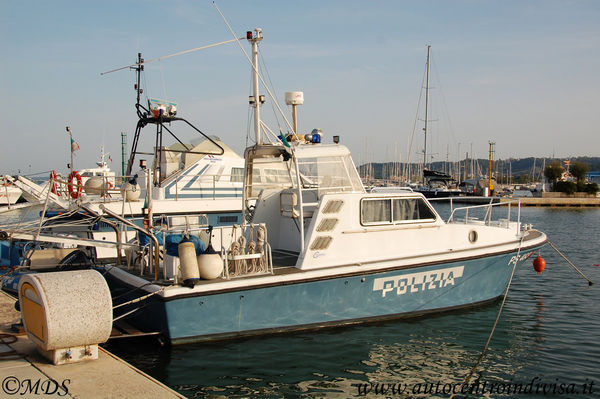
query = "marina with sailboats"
xmin=2 ymin=27 xmax=548 ymax=342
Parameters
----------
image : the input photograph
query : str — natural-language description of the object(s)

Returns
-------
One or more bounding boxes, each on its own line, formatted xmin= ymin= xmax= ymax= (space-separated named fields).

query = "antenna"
xmin=213 ymin=2 xmax=296 ymax=142
xmin=100 ymin=37 xmax=245 ymax=76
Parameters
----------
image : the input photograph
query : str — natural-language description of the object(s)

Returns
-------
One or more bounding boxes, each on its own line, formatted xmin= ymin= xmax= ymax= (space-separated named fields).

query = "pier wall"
xmin=500 ymin=196 xmax=600 ymax=207
xmin=540 ymin=192 xmax=599 ymax=199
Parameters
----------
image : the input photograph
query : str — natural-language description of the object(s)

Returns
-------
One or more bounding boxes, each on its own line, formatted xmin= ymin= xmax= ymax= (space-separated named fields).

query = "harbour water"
xmin=105 ymin=206 xmax=600 ymax=398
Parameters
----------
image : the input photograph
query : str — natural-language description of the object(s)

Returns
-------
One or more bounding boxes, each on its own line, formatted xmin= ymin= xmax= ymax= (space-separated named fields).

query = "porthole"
xmin=468 ymin=230 xmax=478 ymax=243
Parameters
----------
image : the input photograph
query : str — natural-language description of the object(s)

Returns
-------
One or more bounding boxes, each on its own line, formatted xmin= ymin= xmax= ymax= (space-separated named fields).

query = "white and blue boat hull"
xmin=107 ymin=246 xmax=540 ymax=344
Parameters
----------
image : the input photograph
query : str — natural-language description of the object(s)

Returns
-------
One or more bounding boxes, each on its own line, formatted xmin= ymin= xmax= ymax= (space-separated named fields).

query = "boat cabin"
xmin=241 ymin=142 xmax=444 ymax=270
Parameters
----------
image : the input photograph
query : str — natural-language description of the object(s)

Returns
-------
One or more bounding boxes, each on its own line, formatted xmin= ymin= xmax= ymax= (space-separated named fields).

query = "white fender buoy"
xmin=178 ymin=241 xmax=200 ymax=287
xmin=122 ymin=182 xmax=141 ymax=202
xmin=84 ymin=176 xmax=105 ymax=195
xmin=197 ymin=249 xmax=222 ymax=280
xmin=197 ymin=227 xmax=223 ymax=280
xmin=122 ymin=174 xmax=141 ymax=202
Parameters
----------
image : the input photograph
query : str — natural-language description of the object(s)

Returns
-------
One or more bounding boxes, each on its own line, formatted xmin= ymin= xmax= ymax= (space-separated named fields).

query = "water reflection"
xmin=534 ymin=294 xmax=545 ymax=344
xmin=109 ymin=302 xmax=542 ymax=398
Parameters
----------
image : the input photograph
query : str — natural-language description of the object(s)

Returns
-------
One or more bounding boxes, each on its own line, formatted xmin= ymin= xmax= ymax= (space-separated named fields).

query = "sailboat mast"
xmin=423 ymin=45 xmax=431 ymax=182
xmin=488 ymin=141 xmax=495 ymax=195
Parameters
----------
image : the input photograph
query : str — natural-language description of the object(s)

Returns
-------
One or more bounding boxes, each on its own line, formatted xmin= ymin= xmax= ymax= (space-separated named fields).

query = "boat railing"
xmin=214 ymin=223 xmax=273 ymax=279
xmin=49 ymin=174 xmax=126 ymax=202
xmin=135 ymin=242 xmax=151 ymax=277
xmin=40 ymin=173 xmax=237 ymax=202
xmin=38 ymin=170 xmax=243 ymax=203
xmin=446 ymin=198 xmax=522 ymax=230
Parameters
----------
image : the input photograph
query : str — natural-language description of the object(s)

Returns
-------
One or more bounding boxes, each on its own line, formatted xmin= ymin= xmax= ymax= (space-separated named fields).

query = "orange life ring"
xmin=68 ymin=171 xmax=83 ymax=199
xmin=49 ymin=170 xmax=60 ymax=196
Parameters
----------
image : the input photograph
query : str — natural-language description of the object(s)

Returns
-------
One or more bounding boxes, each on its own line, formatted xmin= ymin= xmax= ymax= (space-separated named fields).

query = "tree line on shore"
xmin=359 ymin=156 xmax=600 ymax=195
xmin=544 ymin=160 xmax=599 ymax=195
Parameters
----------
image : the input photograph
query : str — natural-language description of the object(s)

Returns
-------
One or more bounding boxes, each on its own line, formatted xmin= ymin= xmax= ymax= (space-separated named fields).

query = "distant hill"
xmin=358 ymin=157 xmax=600 ymax=183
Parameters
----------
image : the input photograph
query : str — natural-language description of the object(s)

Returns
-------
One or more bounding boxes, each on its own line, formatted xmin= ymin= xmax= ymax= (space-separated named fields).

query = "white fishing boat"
xmin=79 ymin=146 xmax=116 ymax=187
xmin=76 ymin=137 xmax=245 ymax=224
xmin=96 ymin=29 xmax=547 ymax=344
xmin=43 ymin=137 xmax=246 ymax=259
xmin=0 ymin=179 xmax=22 ymax=205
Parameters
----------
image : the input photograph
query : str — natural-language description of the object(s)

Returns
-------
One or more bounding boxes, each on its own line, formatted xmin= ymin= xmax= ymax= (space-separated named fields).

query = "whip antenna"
xmin=101 ymin=37 xmax=245 ymax=75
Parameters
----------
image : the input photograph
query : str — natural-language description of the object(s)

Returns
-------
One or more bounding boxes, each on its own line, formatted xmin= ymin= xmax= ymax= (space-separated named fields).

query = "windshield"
xmin=296 ymin=154 xmax=364 ymax=194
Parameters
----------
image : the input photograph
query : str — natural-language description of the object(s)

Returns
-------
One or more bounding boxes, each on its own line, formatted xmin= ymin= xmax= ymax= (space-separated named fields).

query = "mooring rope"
xmin=112 ymin=306 xmax=143 ymax=322
xmin=548 ymin=240 xmax=594 ymax=286
xmin=0 ymin=266 xmax=17 ymax=278
xmin=110 ymin=282 xmax=154 ymax=303
xmin=112 ymin=286 xmax=167 ymax=310
xmin=0 ymin=333 xmax=24 ymax=359
xmin=449 ymin=237 xmax=524 ymax=399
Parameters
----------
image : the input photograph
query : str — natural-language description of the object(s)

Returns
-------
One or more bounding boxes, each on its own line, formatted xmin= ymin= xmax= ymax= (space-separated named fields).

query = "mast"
xmin=66 ymin=126 xmax=74 ymax=179
xmin=488 ymin=141 xmax=495 ymax=196
xmin=99 ymin=145 xmax=105 ymax=168
xmin=470 ymin=142 xmax=474 ymax=179
xmin=423 ymin=45 xmax=431 ymax=183
xmin=122 ymin=48 xmax=225 ymax=179
xmin=121 ymin=132 xmax=127 ymax=179
xmin=248 ymin=29 xmax=263 ymax=144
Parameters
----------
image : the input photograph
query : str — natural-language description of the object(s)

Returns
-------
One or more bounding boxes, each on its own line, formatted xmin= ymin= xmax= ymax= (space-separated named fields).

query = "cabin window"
xmin=392 ymin=198 xmax=436 ymax=221
xmin=230 ymin=168 xmax=244 ymax=183
xmin=361 ymin=199 xmax=391 ymax=224
xmin=215 ymin=166 xmax=225 ymax=182
xmin=264 ymin=169 xmax=291 ymax=184
xmin=251 ymin=168 xmax=262 ymax=184
xmin=218 ymin=215 xmax=239 ymax=224
xmin=361 ymin=197 xmax=436 ymax=225
xmin=297 ymin=155 xmax=363 ymax=193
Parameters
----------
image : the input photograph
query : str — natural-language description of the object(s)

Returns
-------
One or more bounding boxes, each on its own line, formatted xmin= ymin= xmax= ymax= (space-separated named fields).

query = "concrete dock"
xmin=436 ymin=195 xmax=600 ymax=207
xmin=0 ymin=291 xmax=185 ymax=399
xmin=499 ymin=197 xmax=600 ymax=207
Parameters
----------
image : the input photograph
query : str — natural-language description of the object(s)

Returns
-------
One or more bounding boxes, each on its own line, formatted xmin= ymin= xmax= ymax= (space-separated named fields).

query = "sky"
xmin=1 ymin=0 xmax=599 ymax=176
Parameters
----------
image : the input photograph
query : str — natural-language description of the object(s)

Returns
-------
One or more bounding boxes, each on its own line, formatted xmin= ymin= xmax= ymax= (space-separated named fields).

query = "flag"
xmin=109 ymin=155 xmax=113 ymax=163
xmin=71 ymin=138 xmax=80 ymax=152
xmin=278 ymin=131 xmax=290 ymax=148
